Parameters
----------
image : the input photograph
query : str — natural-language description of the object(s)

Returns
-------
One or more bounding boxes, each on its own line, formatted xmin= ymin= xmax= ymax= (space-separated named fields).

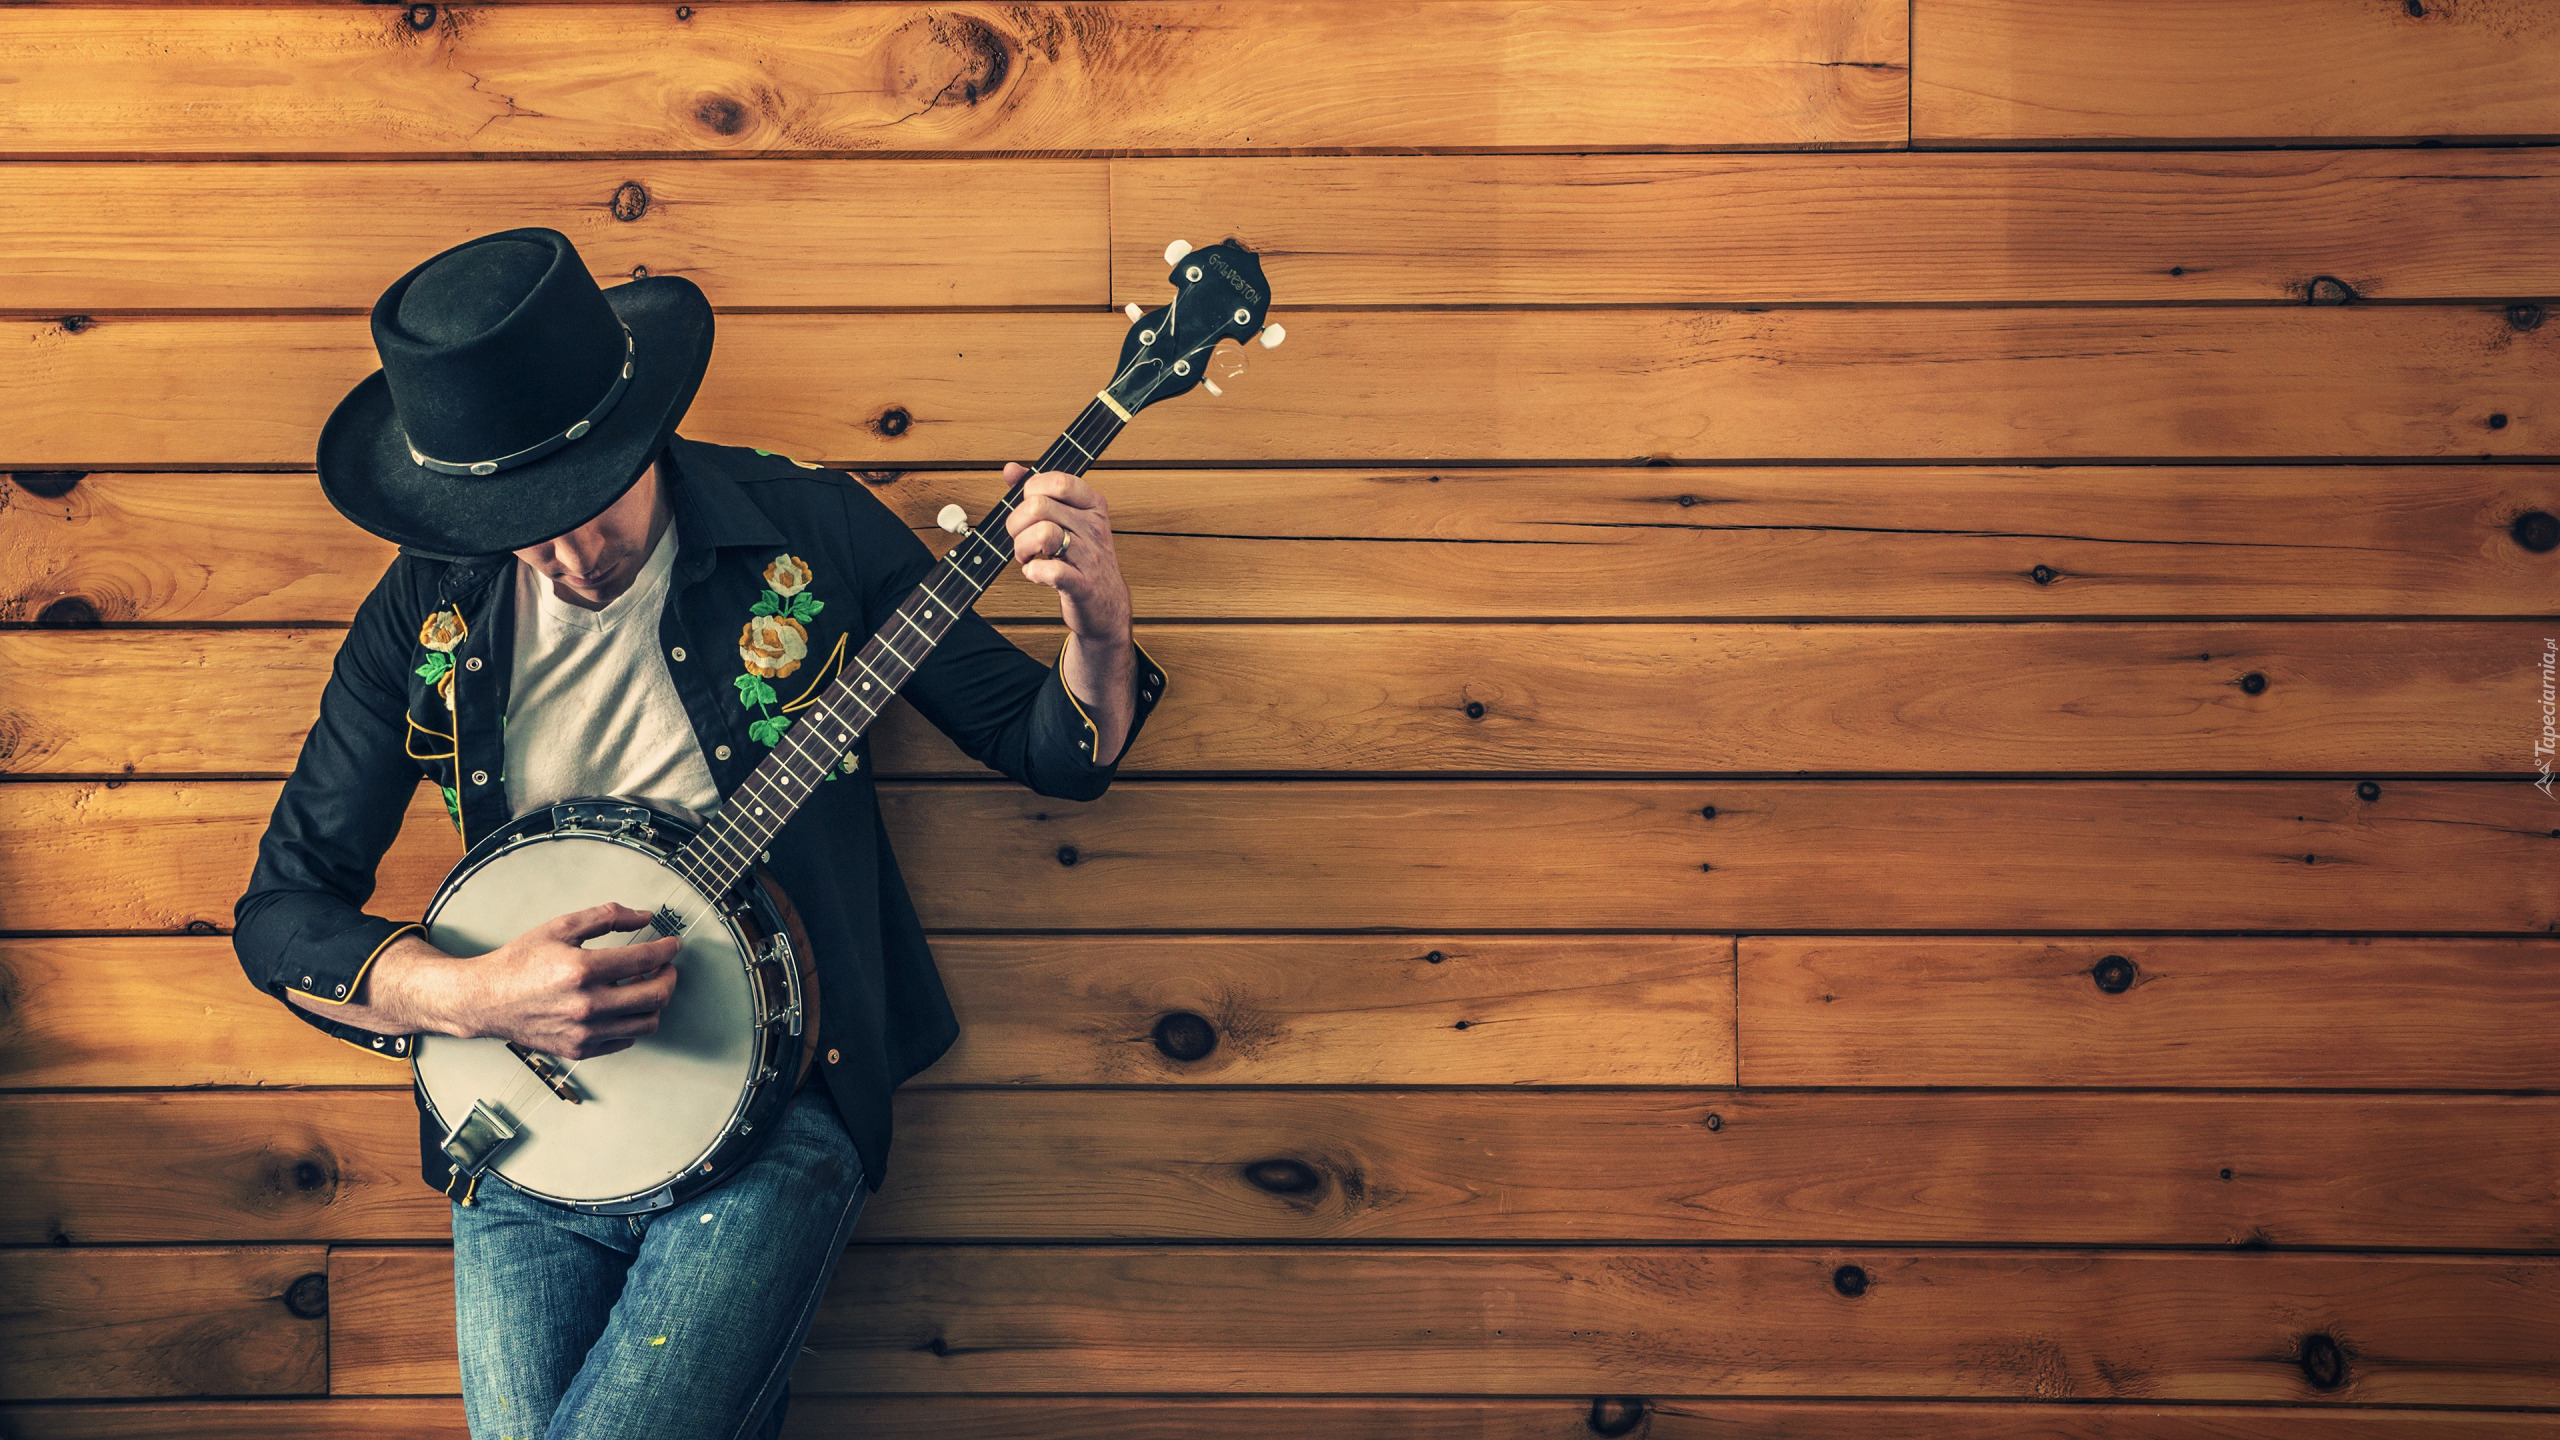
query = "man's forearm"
xmin=1060 ymin=630 xmax=1138 ymax=764
xmin=283 ymin=932 xmax=476 ymax=1037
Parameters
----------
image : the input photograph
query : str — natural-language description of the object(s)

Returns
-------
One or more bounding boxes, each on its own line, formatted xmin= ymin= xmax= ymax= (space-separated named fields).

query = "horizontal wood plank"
xmin=330 ymin=1246 xmax=2560 ymax=1401
xmin=8 ymin=308 xmax=2553 ymax=467
xmin=6 ymin=780 xmax=2552 ymax=933
xmin=0 ymin=2 xmax=1905 ymax=158
xmin=27 ymin=465 xmax=2560 ymax=623
xmin=5 ymin=1400 xmax=2557 ymax=1440
xmin=19 ymin=1090 xmax=2555 ymax=1249
xmin=0 ymin=938 xmax=406 ymax=1088
xmin=7 ymin=622 xmax=2547 ymax=778
xmin=1914 ymin=0 xmax=2560 ymax=143
xmin=18 ymin=151 xmax=2560 ymax=311
xmin=13 ymin=466 xmax=2557 ymax=624
xmin=1112 ymin=150 xmax=2560 ymax=304
xmin=1741 ymin=937 xmax=2560 ymax=1088
xmin=0 ymin=1249 xmax=326 ymax=1400
xmin=0 ymin=935 xmax=1726 ymax=1089
xmin=0 ymin=161 xmax=1105 ymax=312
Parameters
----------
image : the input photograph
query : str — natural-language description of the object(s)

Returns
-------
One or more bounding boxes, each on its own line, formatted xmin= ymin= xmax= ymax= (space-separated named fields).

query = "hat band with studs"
xmin=403 ymin=324 xmax=636 ymax=477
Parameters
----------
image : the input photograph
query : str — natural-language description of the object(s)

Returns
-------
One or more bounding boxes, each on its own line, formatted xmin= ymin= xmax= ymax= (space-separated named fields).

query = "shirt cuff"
xmin=272 ymin=918 xmax=424 ymax=1057
xmin=1048 ymin=635 xmax=1166 ymax=772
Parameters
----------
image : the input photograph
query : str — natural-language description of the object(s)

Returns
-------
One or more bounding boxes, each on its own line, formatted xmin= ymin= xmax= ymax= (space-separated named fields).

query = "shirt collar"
xmin=662 ymin=435 xmax=787 ymax=555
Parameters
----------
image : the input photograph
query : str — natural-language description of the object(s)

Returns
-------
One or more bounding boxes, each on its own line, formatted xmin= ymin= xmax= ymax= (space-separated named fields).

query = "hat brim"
xmin=317 ymin=275 xmax=714 ymax=557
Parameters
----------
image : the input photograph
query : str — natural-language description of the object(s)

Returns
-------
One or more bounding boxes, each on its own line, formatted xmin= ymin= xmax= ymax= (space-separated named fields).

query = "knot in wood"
xmin=10 ymin=470 xmax=85 ymax=499
xmin=2490 ymin=413 xmax=2510 ymax=430
xmin=1832 ymin=1263 xmax=1868 ymax=1297
xmin=1463 ymin=700 xmax=1486 ymax=720
xmin=58 ymin=315 xmax=90 ymax=335
xmin=2091 ymin=955 xmax=2136 ymax=995
xmin=284 ymin=1272 xmax=329 ymax=1319
xmin=2030 ymin=564 xmax=2057 ymax=585
xmin=874 ymin=407 xmax=912 ymax=439
xmin=404 ymin=4 xmax=436 ymax=32
xmin=694 ymin=95 xmax=749 ymax=137
xmin=36 ymin=597 xmax=100 ymax=628
xmin=290 ymin=1159 xmax=331 ymax=1193
xmin=2240 ymin=671 xmax=2268 ymax=696
xmin=1585 ymin=1397 xmax=1651 ymax=1438
xmin=1241 ymin=1157 xmax=1322 ymax=1196
xmin=1703 ymin=1111 xmax=1723 ymax=1131
xmin=2303 ymin=276 xmax=2357 ymax=306
xmin=2507 ymin=303 xmax=2544 ymax=332
xmin=2298 ymin=1333 xmax=2348 ymax=1391
xmin=1054 ymin=845 xmax=1078 ymax=867
xmin=1151 ymin=1010 xmax=1217 ymax=1062
xmin=184 ymin=919 xmax=220 ymax=936
xmin=611 ymin=181 xmax=651 ymax=223
xmin=2356 ymin=781 xmax=2381 ymax=802
xmin=2513 ymin=511 xmax=2560 ymax=553
xmin=855 ymin=469 xmax=903 ymax=487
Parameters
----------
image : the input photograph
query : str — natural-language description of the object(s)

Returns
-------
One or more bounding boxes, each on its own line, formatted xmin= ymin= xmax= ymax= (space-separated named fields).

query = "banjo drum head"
xmin=416 ymin=831 xmax=758 ymax=1206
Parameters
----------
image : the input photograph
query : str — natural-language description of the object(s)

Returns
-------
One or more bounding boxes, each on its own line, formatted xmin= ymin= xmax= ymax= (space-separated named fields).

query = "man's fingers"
xmin=1012 ymin=518 xmax=1079 ymax=567
xmin=547 ymin=901 xmax=652 ymax=945
xmin=587 ymin=969 xmax=679 ymax=1024
xmin=583 ymin=933 xmax=683 ymax=983
xmin=1021 ymin=469 xmax=1103 ymax=513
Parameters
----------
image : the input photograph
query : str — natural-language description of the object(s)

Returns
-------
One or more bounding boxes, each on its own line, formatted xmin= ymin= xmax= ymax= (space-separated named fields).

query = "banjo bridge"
xmin=505 ymin=1041 xmax=585 ymax=1104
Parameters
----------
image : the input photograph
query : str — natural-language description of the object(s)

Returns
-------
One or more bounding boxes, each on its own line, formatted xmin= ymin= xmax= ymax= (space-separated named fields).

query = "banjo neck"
xmin=669 ymin=395 xmax=1129 ymax=899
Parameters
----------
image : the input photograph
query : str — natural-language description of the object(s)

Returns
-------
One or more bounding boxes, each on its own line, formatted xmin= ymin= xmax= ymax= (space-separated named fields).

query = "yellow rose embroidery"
xmin=418 ymin=608 xmax=467 ymax=652
xmin=415 ymin=606 xmax=468 ymax=688
xmin=736 ymin=554 xmax=826 ymax=748
xmin=739 ymin=614 xmax=808 ymax=679
xmin=763 ymin=554 xmax=814 ymax=597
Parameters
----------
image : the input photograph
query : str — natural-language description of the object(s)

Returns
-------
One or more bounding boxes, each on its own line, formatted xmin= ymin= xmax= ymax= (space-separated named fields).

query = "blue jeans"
xmin=450 ymin=1084 xmax=868 ymax=1440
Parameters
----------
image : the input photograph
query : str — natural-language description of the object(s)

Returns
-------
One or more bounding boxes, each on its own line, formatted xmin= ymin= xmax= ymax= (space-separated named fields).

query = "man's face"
xmin=514 ymin=459 xmax=664 ymax=610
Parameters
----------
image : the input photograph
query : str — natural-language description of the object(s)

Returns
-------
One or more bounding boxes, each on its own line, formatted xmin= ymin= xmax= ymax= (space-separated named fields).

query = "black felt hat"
xmin=317 ymin=227 xmax=714 ymax=557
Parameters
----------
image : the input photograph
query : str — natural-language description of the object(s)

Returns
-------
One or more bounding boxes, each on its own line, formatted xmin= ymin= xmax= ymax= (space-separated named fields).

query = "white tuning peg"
xmin=1258 ymin=322 xmax=1286 ymax=350
xmin=1124 ymin=302 xmax=1144 ymax=322
xmin=1164 ymin=238 xmax=1193 ymax=266
xmin=936 ymin=503 xmax=970 ymax=535
xmin=1202 ymin=377 xmax=1223 ymax=397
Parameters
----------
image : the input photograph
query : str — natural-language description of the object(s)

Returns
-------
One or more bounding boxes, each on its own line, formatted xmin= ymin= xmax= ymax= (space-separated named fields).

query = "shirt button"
xmin=715 ymin=745 xmax=732 ymax=761
xmin=671 ymin=646 xmax=687 ymax=662
xmin=464 ymin=656 xmax=483 ymax=672
xmin=470 ymin=770 xmax=489 ymax=786
xmin=826 ymin=1048 xmax=841 ymax=1065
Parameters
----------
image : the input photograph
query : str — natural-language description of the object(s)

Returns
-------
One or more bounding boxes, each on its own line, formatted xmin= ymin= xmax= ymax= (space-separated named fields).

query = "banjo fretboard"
xmin=668 ymin=396 xmax=1130 ymax=898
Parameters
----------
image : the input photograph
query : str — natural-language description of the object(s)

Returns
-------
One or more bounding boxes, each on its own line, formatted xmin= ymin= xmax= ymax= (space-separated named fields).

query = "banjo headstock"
xmin=1103 ymin=238 xmax=1283 ymax=415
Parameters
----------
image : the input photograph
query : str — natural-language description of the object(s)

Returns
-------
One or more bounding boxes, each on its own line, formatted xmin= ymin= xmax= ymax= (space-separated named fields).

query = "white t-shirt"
xmin=501 ymin=519 xmax=722 ymax=823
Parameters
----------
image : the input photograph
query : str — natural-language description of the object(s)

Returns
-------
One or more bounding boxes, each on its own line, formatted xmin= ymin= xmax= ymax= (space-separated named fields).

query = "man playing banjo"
xmin=234 ymin=227 xmax=1168 ymax=1438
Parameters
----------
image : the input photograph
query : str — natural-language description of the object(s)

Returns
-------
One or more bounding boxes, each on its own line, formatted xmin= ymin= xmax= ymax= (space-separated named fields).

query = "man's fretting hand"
xmin=1000 ymin=462 xmax=1139 ymax=762
xmin=287 ymin=902 xmax=681 ymax=1061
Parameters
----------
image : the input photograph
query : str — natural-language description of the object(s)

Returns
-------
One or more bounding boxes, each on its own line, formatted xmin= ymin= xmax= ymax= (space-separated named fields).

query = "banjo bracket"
xmin=758 ymin=932 xmax=804 ymax=1036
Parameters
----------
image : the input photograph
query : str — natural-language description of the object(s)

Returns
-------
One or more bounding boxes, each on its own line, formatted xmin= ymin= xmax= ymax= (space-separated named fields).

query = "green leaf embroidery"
xmin=733 ymin=673 xmax=759 ymax=704
xmin=748 ymin=714 xmax=792 ymax=746
xmin=750 ymin=676 xmax=778 ymax=708
xmin=788 ymin=593 xmax=823 ymax=621
xmin=749 ymin=591 xmax=780 ymax=617
xmin=439 ymin=786 xmax=462 ymax=833
xmin=416 ymin=651 xmax=453 ymax=684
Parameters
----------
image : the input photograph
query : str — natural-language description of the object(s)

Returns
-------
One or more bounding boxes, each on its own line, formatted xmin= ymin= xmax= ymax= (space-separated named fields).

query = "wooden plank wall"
xmin=3 ymin=1 xmax=2557 ymax=1435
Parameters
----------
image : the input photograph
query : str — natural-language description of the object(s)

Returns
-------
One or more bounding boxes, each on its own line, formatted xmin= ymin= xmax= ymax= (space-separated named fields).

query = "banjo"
xmin=415 ymin=238 xmax=1279 ymax=1214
